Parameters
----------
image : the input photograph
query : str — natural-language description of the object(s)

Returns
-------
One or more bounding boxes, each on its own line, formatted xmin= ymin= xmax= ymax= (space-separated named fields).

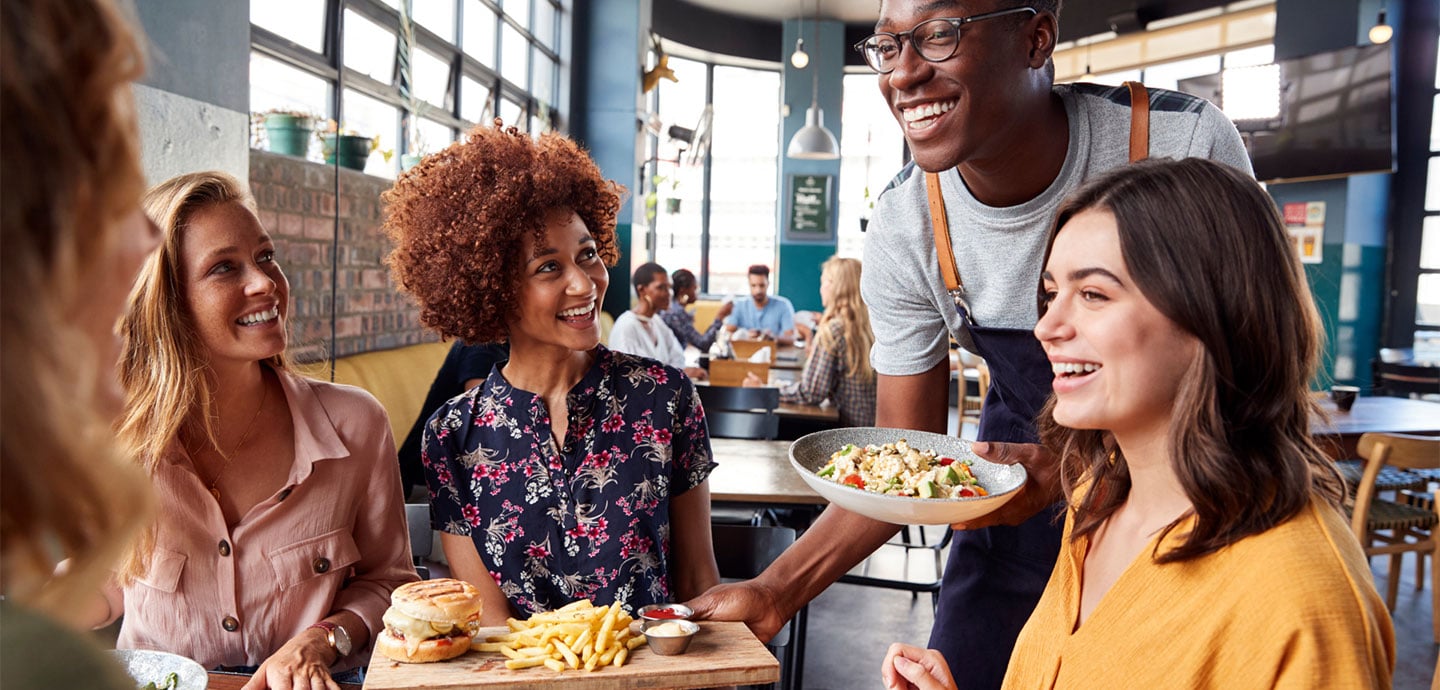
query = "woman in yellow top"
xmin=883 ymin=158 xmax=1393 ymax=689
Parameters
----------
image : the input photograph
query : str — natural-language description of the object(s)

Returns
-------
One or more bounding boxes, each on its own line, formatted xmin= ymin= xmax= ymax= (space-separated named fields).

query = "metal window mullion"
xmin=700 ymin=62 xmax=714 ymax=294
xmin=253 ymin=26 xmax=338 ymax=80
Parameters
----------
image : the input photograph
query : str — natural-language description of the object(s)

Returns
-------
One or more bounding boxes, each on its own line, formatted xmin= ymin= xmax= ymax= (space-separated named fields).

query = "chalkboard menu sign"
xmin=785 ymin=174 xmax=833 ymax=242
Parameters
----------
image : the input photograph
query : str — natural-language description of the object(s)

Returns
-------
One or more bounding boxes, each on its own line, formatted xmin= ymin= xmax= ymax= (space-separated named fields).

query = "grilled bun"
xmin=375 ymin=628 xmax=471 ymax=663
xmin=390 ymin=579 xmax=483 ymax=622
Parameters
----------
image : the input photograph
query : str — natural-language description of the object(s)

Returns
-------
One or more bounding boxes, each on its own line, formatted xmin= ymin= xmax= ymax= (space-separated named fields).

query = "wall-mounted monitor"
xmin=1178 ymin=43 xmax=1394 ymax=183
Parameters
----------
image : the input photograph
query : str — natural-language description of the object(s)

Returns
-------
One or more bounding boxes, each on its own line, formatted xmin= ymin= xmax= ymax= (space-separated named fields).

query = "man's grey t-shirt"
xmin=861 ymin=83 xmax=1253 ymax=376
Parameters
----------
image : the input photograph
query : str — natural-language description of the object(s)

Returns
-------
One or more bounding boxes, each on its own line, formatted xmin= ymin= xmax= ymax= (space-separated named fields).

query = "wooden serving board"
xmin=361 ymin=621 xmax=779 ymax=689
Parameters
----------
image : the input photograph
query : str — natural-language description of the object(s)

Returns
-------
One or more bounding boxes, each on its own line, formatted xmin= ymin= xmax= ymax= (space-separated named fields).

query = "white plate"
xmin=111 ymin=649 xmax=207 ymax=690
xmin=789 ymin=427 xmax=1026 ymax=526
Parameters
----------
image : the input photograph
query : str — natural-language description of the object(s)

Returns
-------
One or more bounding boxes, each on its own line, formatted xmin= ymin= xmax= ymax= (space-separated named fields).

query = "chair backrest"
xmin=731 ymin=339 xmax=777 ymax=362
xmin=404 ymin=503 xmax=431 ymax=562
xmin=1371 ymin=359 xmax=1440 ymax=398
xmin=598 ymin=310 xmax=615 ymax=346
xmin=709 ymin=360 xmax=770 ymax=386
xmin=690 ymin=299 xmax=726 ymax=333
xmin=699 ymin=385 xmax=780 ymax=440
xmin=711 ymin=524 xmax=796 ymax=580
xmin=1350 ymin=432 xmax=1440 ymax=540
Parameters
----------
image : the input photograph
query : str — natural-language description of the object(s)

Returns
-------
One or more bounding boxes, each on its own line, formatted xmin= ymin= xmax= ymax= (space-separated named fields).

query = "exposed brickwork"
xmin=250 ymin=150 xmax=439 ymax=363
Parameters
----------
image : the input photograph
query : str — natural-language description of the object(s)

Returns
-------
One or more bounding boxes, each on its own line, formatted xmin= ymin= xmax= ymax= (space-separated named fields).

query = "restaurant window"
xmin=250 ymin=0 xmax=563 ymax=174
xmin=1419 ymin=37 xmax=1440 ymax=353
xmin=651 ymin=56 xmax=708 ymax=287
xmin=838 ymin=73 xmax=904 ymax=260
xmin=708 ymin=66 xmax=781 ymax=296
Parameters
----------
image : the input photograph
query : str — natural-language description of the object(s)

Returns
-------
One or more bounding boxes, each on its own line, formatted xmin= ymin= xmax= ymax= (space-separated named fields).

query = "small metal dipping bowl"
xmin=637 ymin=602 xmax=694 ymax=622
xmin=642 ymin=619 xmax=700 ymax=655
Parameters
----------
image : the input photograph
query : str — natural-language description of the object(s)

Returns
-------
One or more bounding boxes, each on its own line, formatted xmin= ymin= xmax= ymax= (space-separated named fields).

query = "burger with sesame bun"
xmin=376 ymin=578 xmax=483 ymax=662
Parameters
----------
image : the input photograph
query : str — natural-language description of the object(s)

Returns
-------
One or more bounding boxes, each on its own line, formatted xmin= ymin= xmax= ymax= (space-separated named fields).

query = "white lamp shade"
xmin=787 ymin=105 xmax=839 ymax=159
xmin=1368 ymin=21 xmax=1392 ymax=44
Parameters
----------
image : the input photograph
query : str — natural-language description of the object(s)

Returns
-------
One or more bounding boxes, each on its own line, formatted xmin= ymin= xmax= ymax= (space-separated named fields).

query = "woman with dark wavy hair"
xmin=884 ymin=158 xmax=1393 ymax=689
xmin=384 ymin=121 xmax=719 ymax=626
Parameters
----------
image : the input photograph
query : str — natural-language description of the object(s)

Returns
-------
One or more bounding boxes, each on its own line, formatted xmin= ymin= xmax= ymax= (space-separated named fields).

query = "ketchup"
xmin=646 ymin=607 xmax=685 ymax=619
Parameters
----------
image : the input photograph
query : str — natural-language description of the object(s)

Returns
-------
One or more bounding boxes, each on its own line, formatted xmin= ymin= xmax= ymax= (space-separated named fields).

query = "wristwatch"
xmin=308 ymin=620 xmax=353 ymax=658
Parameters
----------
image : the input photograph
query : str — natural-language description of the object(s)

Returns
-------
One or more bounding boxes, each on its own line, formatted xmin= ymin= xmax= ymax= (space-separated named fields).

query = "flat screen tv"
xmin=1177 ymin=43 xmax=1394 ymax=183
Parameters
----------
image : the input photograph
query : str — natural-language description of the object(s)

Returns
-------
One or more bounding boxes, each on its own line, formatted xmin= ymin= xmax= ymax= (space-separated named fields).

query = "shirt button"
xmin=218 ymin=540 xmax=231 ymax=557
xmin=222 ymin=616 xmax=239 ymax=632
xmin=313 ymin=557 xmax=330 ymax=574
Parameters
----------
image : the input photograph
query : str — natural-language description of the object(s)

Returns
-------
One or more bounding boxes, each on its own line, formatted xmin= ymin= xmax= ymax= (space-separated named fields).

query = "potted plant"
xmin=661 ymin=175 xmax=681 ymax=214
xmin=317 ymin=120 xmax=392 ymax=172
xmin=253 ymin=108 xmax=317 ymax=157
xmin=860 ymin=185 xmax=874 ymax=233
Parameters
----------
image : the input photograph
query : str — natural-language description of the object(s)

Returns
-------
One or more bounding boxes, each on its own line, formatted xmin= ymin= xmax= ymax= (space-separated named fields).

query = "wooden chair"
xmin=711 ymin=524 xmax=807 ymax=690
xmin=959 ymin=361 xmax=991 ymax=427
xmin=730 ymin=339 xmax=777 ymax=362
xmin=1371 ymin=358 xmax=1440 ymax=399
xmin=709 ymin=359 xmax=770 ymax=387
xmin=1348 ymin=432 xmax=1440 ymax=642
xmin=405 ymin=503 xmax=434 ymax=579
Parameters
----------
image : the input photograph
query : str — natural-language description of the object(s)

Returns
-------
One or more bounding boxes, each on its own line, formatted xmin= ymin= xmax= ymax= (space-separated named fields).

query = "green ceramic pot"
xmin=323 ymin=134 xmax=373 ymax=171
xmin=263 ymin=114 xmax=313 ymax=157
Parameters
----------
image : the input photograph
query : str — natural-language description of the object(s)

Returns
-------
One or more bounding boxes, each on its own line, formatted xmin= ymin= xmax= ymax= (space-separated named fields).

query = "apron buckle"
xmin=948 ymin=289 xmax=976 ymax=325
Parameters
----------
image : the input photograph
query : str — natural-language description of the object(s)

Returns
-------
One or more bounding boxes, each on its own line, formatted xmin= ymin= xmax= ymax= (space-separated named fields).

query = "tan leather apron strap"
xmin=926 ymin=171 xmax=963 ymax=294
xmin=1126 ymin=81 xmax=1149 ymax=162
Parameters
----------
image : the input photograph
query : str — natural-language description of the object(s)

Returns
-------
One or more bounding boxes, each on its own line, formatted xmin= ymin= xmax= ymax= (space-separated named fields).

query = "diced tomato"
xmin=957 ymin=486 xmax=977 ymax=498
xmin=937 ymin=456 xmax=955 ymax=466
xmin=841 ymin=473 xmax=866 ymax=489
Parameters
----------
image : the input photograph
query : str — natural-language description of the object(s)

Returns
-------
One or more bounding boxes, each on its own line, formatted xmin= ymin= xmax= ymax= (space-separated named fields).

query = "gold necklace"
xmin=205 ymin=381 xmax=269 ymax=502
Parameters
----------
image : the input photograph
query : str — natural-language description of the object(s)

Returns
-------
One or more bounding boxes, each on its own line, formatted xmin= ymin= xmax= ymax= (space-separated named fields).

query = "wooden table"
xmin=770 ymin=344 xmax=805 ymax=371
xmin=709 ymin=438 xmax=825 ymax=505
xmin=777 ymin=400 xmax=839 ymax=423
xmin=1310 ymin=395 xmax=1440 ymax=458
xmin=207 ymin=671 xmax=361 ymax=689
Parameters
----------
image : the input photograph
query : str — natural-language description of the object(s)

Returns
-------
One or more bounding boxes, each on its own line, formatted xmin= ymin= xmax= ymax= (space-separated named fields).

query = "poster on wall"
xmin=785 ymin=174 xmax=834 ymax=242
xmin=1282 ymin=201 xmax=1325 ymax=265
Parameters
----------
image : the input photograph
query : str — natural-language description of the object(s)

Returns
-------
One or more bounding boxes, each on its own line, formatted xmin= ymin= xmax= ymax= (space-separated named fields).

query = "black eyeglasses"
xmin=853 ymin=7 xmax=1038 ymax=74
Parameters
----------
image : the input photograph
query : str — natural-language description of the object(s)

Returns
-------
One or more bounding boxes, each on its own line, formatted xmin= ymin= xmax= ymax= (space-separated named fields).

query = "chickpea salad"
xmin=815 ymin=439 xmax=989 ymax=499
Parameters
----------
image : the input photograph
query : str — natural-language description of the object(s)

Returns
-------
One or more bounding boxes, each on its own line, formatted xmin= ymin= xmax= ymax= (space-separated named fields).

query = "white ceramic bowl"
xmin=789 ymin=427 xmax=1027 ymax=526
xmin=111 ymin=649 xmax=207 ymax=690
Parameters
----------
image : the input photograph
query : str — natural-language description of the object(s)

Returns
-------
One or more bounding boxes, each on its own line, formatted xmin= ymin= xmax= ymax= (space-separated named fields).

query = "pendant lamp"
xmin=1368 ymin=2 xmax=1392 ymax=45
xmin=786 ymin=0 xmax=839 ymax=159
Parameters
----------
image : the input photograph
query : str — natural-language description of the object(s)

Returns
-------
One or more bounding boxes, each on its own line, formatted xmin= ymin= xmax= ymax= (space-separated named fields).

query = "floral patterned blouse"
xmin=423 ymin=346 xmax=715 ymax=615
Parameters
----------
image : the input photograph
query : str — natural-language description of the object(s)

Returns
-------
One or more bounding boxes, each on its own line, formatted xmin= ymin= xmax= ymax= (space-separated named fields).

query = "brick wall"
xmin=249 ymin=150 xmax=439 ymax=363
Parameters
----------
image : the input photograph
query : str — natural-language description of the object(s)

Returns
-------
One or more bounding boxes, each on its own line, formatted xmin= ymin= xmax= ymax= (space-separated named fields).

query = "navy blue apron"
xmin=922 ymin=81 xmax=1149 ymax=689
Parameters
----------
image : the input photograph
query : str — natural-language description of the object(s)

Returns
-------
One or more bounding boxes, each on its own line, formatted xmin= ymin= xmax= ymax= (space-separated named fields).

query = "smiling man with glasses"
xmin=686 ymin=1 xmax=1254 ymax=688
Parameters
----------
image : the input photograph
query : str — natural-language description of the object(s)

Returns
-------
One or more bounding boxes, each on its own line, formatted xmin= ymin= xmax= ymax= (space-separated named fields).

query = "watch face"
xmin=332 ymin=624 xmax=353 ymax=656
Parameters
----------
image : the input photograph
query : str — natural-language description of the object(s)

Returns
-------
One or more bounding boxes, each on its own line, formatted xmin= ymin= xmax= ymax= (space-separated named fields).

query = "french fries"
xmin=475 ymin=600 xmax=643 ymax=673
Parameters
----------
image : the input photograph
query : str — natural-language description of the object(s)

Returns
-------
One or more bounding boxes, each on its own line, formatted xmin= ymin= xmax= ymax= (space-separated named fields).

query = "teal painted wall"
xmin=777 ymin=17 xmax=845 ymax=313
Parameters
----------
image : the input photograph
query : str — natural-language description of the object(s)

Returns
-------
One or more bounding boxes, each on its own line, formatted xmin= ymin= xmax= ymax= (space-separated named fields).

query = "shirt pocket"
xmin=266 ymin=527 xmax=362 ymax=591
xmin=136 ymin=547 xmax=187 ymax=593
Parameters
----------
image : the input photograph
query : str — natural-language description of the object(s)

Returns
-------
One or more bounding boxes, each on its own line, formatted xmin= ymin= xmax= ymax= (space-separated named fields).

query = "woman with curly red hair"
xmin=383 ymin=122 xmax=719 ymax=624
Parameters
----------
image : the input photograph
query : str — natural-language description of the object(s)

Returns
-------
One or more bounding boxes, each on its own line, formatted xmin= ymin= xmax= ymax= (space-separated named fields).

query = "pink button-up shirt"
xmin=105 ymin=369 xmax=418 ymax=670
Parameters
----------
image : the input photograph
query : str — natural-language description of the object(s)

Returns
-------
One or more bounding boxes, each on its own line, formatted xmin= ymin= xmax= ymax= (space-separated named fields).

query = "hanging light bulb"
xmin=1368 ymin=6 xmax=1392 ymax=44
xmin=791 ymin=37 xmax=810 ymax=69
xmin=1080 ymin=40 xmax=1095 ymax=80
xmin=787 ymin=0 xmax=839 ymax=159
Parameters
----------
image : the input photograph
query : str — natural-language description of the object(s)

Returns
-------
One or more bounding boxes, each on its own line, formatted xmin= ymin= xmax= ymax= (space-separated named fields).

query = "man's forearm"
xmin=751 ymin=506 xmax=901 ymax=620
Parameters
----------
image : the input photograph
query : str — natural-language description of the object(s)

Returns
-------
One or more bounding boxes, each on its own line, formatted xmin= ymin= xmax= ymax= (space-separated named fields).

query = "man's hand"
xmin=683 ymin=580 xmax=787 ymax=644
xmin=684 ymin=366 xmax=708 ymax=380
xmin=950 ymin=441 xmax=1062 ymax=530
xmin=241 ymin=628 xmax=339 ymax=690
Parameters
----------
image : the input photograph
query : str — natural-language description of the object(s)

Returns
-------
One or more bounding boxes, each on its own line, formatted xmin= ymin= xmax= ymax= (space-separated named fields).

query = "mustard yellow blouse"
xmin=1002 ymin=498 xmax=1394 ymax=689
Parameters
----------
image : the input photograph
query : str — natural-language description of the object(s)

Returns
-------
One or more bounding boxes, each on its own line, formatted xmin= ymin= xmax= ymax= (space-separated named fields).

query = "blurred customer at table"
xmin=103 ymin=171 xmax=418 ymax=688
xmin=609 ymin=261 xmax=708 ymax=379
xmin=398 ymin=340 xmax=509 ymax=498
xmin=744 ymin=257 xmax=876 ymax=427
xmin=661 ymin=268 xmax=733 ymax=351
xmin=383 ymin=121 xmax=719 ymax=626
xmin=882 ymin=159 xmax=1393 ymax=690
xmin=1 ymin=1 xmax=159 ymax=687
xmin=724 ymin=264 xmax=796 ymax=345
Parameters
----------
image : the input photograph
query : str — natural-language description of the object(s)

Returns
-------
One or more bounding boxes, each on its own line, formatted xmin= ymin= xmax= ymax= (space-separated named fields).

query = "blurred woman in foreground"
xmin=0 ymin=0 xmax=157 ymax=687
xmin=883 ymin=158 xmax=1393 ymax=689
xmin=99 ymin=171 xmax=416 ymax=689
xmin=384 ymin=122 xmax=719 ymax=625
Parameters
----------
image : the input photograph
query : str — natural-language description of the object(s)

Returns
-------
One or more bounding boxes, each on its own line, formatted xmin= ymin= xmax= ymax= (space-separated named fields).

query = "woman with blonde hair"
xmin=0 ymin=0 xmax=158 ymax=687
xmin=93 ymin=171 xmax=417 ymax=688
xmin=747 ymin=256 xmax=877 ymax=426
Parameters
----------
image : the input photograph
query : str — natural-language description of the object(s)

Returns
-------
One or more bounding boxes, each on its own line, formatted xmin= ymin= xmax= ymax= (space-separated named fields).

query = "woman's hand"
xmin=684 ymin=366 xmax=709 ymax=380
xmin=240 ymin=628 xmax=338 ymax=690
xmin=716 ymin=301 xmax=735 ymax=321
xmin=881 ymin=642 xmax=957 ymax=690
xmin=949 ymin=441 xmax=1063 ymax=530
xmin=741 ymin=372 xmax=765 ymax=388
